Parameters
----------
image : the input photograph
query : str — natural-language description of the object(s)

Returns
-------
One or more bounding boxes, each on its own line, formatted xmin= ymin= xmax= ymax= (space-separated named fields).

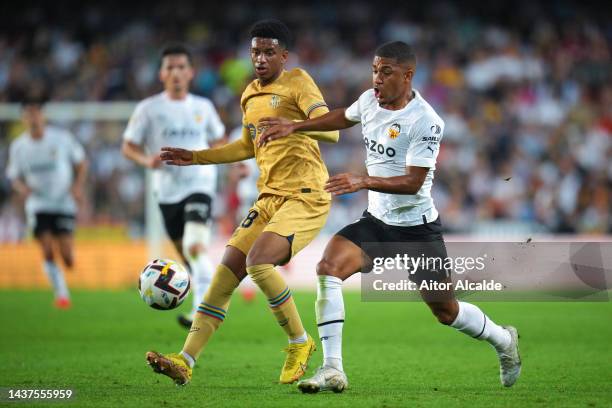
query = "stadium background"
xmin=0 ymin=0 xmax=610 ymax=289
xmin=0 ymin=2 xmax=611 ymax=408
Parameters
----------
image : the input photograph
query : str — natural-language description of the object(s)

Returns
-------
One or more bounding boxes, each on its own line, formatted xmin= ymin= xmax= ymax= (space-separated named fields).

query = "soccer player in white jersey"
xmin=122 ymin=44 xmax=226 ymax=328
xmin=260 ymin=41 xmax=521 ymax=393
xmin=6 ymin=98 xmax=88 ymax=309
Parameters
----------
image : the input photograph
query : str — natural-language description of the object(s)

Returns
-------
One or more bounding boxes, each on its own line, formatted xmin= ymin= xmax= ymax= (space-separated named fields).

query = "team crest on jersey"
xmin=388 ymin=123 xmax=401 ymax=139
xmin=270 ymin=95 xmax=281 ymax=109
xmin=246 ymin=123 xmax=257 ymax=139
xmin=194 ymin=112 xmax=203 ymax=123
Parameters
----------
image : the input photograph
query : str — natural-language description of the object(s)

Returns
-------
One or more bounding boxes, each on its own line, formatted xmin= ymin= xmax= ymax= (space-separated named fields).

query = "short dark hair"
xmin=160 ymin=43 xmax=193 ymax=65
xmin=249 ymin=19 xmax=291 ymax=49
xmin=375 ymin=41 xmax=416 ymax=66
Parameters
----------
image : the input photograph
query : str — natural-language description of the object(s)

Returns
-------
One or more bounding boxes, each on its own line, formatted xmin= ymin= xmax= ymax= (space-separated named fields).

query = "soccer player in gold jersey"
xmin=145 ymin=19 xmax=339 ymax=386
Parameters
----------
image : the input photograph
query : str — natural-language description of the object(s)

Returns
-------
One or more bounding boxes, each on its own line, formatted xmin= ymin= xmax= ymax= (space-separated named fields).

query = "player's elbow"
xmin=121 ymin=141 xmax=139 ymax=161
xmin=401 ymin=180 xmax=423 ymax=195
xmin=120 ymin=142 xmax=131 ymax=158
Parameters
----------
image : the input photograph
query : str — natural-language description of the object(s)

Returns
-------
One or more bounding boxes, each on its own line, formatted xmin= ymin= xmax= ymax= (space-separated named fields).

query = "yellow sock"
xmin=182 ymin=264 xmax=240 ymax=360
xmin=246 ymin=263 xmax=305 ymax=340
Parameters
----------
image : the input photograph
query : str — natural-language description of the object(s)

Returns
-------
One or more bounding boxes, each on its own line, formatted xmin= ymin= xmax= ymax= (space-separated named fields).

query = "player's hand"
xmin=325 ymin=173 xmax=367 ymax=195
xmin=71 ymin=185 xmax=85 ymax=205
xmin=257 ymin=117 xmax=295 ymax=147
xmin=159 ymin=147 xmax=194 ymax=166
xmin=147 ymin=154 xmax=163 ymax=169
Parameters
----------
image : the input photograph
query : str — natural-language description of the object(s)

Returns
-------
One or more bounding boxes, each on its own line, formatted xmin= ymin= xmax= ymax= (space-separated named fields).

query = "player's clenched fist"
xmin=160 ymin=147 xmax=194 ymax=166
xmin=325 ymin=173 xmax=367 ymax=195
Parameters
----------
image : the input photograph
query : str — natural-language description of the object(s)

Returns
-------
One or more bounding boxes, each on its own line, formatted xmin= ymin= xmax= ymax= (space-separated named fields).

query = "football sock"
xmin=288 ymin=332 xmax=308 ymax=344
xmin=180 ymin=351 xmax=195 ymax=368
xmin=246 ymin=264 xmax=306 ymax=342
xmin=43 ymin=260 xmax=69 ymax=299
xmin=187 ymin=253 xmax=214 ymax=319
xmin=182 ymin=264 xmax=240 ymax=360
xmin=451 ymin=301 xmax=511 ymax=351
xmin=316 ymin=275 xmax=344 ymax=372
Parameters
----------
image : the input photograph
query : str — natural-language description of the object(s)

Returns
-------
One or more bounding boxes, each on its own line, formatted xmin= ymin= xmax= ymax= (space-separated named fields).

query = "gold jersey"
xmin=241 ymin=68 xmax=335 ymax=196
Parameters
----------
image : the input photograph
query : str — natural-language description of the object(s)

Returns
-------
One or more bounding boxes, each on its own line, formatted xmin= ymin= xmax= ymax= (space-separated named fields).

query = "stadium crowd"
xmin=0 ymin=1 xmax=610 ymax=241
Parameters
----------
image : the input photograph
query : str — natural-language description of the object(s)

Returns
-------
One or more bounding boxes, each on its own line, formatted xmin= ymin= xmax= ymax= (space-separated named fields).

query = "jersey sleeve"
xmin=405 ymin=114 xmax=445 ymax=168
xmin=345 ymin=90 xmax=370 ymax=123
xmin=294 ymin=70 xmax=329 ymax=118
xmin=123 ymin=101 xmax=149 ymax=145
xmin=204 ymin=99 xmax=226 ymax=142
xmin=5 ymin=141 xmax=21 ymax=180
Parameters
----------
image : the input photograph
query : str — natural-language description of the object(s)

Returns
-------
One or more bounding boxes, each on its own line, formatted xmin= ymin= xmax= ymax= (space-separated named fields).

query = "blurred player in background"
xmin=146 ymin=19 xmax=339 ymax=386
xmin=6 ymin=97 xmax=88 ymax=309
xmin=261 ymin=41 xmax=521 ymax=393
xmin=122 ymin=44 xmax=226 ymax=328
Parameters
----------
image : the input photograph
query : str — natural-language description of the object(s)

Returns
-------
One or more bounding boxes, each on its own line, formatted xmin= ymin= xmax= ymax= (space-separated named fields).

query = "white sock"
xmin=451 ymin=301 xmax=511 ymax=351
xmin=180 ymin=351 xmax=195 ymax=368
xmin=316 ymin=275 xmax=344 ymax=372
xmin=188 ymin=254 xmax=214 ymax=318
xmin=289 ymin=331 xmax=308 ymax=344
xmin=43 ymin=260 xmax=69 ymax=299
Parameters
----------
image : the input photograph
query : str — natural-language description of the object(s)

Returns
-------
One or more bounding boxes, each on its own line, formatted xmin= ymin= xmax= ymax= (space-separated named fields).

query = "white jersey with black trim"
xmin=345 ymin=89 xmax=444 ymax=227
xmin=6 ymin=126 xmax=85 ymax=217
xmin=123 ymin=92 xmax=225 ymax=204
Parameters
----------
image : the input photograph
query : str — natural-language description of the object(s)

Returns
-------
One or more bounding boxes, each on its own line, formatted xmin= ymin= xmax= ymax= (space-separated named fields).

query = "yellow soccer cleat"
xmin=279 ymin=334 xmax=316 ymax=384
xmin=145 ymin=351 xmax=192 ymax=386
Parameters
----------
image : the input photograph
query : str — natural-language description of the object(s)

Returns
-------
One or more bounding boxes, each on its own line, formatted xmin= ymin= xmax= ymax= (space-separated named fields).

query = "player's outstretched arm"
xmin=258 ymin=108 xmax=357 ymax=147
xmin=161 ymin=133 xmax=255 ymax=166
xmin=159 ymin=147 xmax=195 ymax=166
xmin=325 ymin=166 xmax=429 ymax=196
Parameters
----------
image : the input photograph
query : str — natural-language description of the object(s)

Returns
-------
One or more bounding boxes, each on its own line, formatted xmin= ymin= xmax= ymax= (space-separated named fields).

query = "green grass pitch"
xmin=1 ymin=290 xmax=611 ymax=407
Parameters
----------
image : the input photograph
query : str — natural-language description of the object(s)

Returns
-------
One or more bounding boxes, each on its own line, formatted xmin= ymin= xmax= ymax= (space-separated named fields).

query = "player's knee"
xmin=187 ymin=242 xmax=206 ymax=259
xmin=316 ymin=259 xmax=344 ymax=279
xmin=182 ymin=222 xmax=210 ymax=260
xmin=245 ymin=247 xmax=271 ymax=267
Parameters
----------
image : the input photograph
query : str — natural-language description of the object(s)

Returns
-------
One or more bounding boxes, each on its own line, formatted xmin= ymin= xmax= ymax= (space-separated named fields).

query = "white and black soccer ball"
xmin=138 ymin=259 xmax=190 ymax=310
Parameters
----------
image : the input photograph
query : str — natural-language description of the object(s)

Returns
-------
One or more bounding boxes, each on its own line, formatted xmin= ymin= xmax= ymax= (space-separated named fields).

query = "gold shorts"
xmin=228 ymin=192 xmax=331 ymax=260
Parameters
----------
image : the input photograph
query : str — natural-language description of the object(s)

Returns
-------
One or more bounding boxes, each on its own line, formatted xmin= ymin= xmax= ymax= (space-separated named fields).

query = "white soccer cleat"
xmin=498 ymin=326 xmax=521 ymax=387
xmin=297 ymin=366 xmax=348 ymax=393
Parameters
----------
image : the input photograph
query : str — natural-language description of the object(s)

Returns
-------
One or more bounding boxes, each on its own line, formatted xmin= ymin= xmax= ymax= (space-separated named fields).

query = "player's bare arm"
xmin=258 ymin=108 xmax=356 ymax=146
xmin=122 ymin=140 xmax=162 ymax=169
xmin=161 ymin=133 xmax=254 ymax=166
xmin=71 ymin=159 xmax=89 ymax=205
xmin=159 ymin=147 xmax=194 ymax=166
xmin=11 ymin=177 xmax=32 ymax=200
xmin=324 ymin=166 xmax=429 ymax=196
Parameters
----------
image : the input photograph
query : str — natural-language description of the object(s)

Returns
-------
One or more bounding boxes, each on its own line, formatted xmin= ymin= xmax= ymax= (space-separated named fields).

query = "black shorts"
xmin=158 ymin=193 xmax=213 ymax=241
xmin=33 ymin=212 xmax=76 ymax=237
xmin=336 ymin=211 xmax=450 ymax=284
